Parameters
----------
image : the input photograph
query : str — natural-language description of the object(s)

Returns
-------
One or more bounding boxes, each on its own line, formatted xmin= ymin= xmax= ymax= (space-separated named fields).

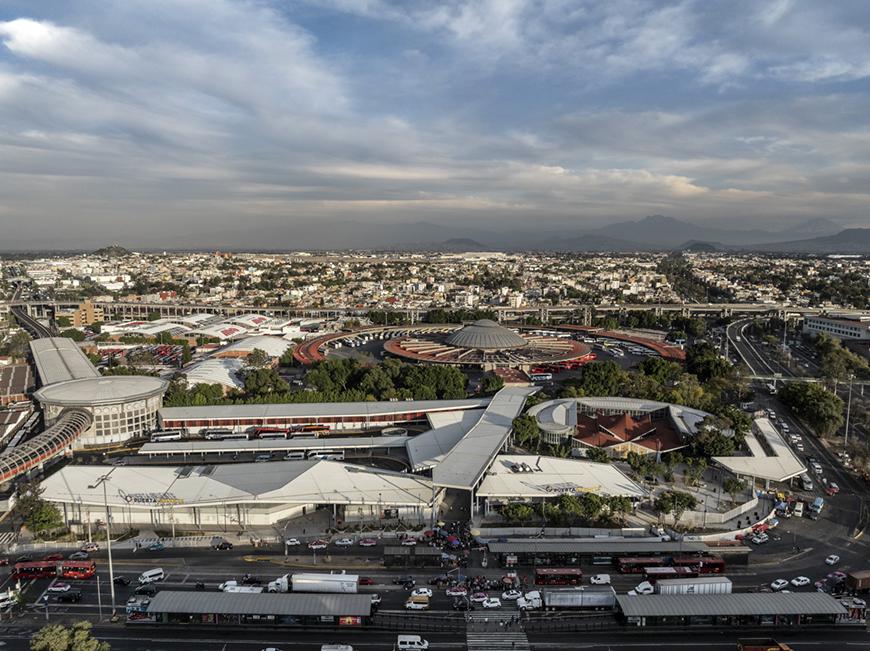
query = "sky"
xmin=0 ymin=0 xmax=869 ymax=247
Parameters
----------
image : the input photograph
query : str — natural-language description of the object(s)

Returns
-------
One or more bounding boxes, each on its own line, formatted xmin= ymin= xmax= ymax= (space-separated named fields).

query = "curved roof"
xmin=444 ymin=319 xmax=528 ymax=350
xmin=34 ymin=376 xmax=167 ymax=406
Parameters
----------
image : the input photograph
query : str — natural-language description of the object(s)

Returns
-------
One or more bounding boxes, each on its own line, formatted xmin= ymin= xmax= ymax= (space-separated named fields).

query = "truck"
xmin=540 ymin=586 xmax=616 ymax=611
xmin=267 ymin=572 xmax=359 ymax=594
xmin=516 ymin=590 xmax=542 ymax=611
xmin=218 ymin=581 xmax=263 ymax=594
xmin=846 ymin=570 xmax=870 ymax=594
xmin=655 ymin=576 xmax=732 ymax=595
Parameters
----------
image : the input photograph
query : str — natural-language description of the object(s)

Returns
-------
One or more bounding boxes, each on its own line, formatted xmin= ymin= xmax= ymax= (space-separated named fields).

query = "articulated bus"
xmin=534 ymin=568 xmax=583 ymax=586
xmin=643 ymin=566 xmax=697 ymax=582
xmin=13 ymin=560 xmax=96 ymax=581
xmin=616 ymin=557 xmax=667 ymax=574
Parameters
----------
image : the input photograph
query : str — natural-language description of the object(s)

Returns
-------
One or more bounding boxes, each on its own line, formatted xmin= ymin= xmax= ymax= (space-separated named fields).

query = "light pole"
xmin=844 ymin=374 xmax=854 ymax=451
xmin=89 ymin=474 xmax=116 ymax=617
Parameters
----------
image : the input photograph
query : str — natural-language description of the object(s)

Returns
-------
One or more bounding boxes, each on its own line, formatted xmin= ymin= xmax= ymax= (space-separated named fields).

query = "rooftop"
xmin=29 ymin=337 xmax=100 ymax=386
xmin=0 ymin=364 xmax=32 ymax=397
xmin=713 ymin=418 xmax=807 ymax=482
xmin=214 ymin=335 xmax=293 ymax=357
xmin=146 ymin=591 xmax=371 ymax=617
xmin=33 ymin=375 xmax=167 ymax=406
xmin=616 ymin=593 xmax=846 ymax=618
xmin=444 ymin=319 xmax=529 ymax=350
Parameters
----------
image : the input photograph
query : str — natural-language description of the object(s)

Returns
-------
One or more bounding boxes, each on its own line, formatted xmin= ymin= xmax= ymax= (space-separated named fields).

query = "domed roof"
xmin=444 ymin=319 xmax=528 ymax=350
xmin=34 ymin=376 xmax=168 ymax=406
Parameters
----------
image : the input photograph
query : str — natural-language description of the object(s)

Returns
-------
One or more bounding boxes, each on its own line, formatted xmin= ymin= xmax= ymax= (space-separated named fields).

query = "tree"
xmin=15 ymin=481 xmax=62 ymax=534
xmin=59 ymin=329 xmax=86 ymax=342
xmin=723 ymin=477 xmax=746 ymax=504
xmin=30 ymin=621 xmax=110 ymax=651
xmin=654 ymin=490 xmax=697 ymax=528
xmin=55 ymin=315 xmax=72 ymax=328
xmin=480 ymin=372 xmax=504 ymax=393
xmin=1 ymin=330 xmax=31 ymax=357
xmin=578 ymin=360 xmax=626 ymax=396
xmin=606 ymin=495 xmax=633 ymax=522
xmin=779 ymin=382 xmax=844 ymax=439
xmin=583 ymin=446 xmax=610 ymax=463
xmin=243 ymin=368 xmax=289 ymax=396
xmin=512 ymin=415 xmax=541 ymax=449
xmin=245 ymin=348 xmax=272 ymax=370
xmin=501 ymin=503 xmax=536 ymax=522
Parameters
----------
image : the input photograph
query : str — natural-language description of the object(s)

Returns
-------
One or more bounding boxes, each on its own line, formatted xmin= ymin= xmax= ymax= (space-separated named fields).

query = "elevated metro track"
xmin=4 ymin=299 xmax=849 ymax=325
xmin=0 ymin=408 xmax=92 ymax=484
xmin=10 ymin=306 xmax=53 ymax=338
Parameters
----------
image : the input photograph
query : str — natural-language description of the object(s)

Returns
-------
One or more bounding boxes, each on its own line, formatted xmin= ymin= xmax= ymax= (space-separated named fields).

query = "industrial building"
xmin=803 ymin=314 xmax=870 ymax=341
xmin=40 ymin=460 xmax=440 ymax=531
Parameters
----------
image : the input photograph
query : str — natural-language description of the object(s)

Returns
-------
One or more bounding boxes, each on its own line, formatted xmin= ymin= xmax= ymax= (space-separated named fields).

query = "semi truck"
xmin=655 ymin=576 xmax=732 ymax=595
xmin=218 ymin=581 xmax=264 ymax=594
xmin=267 ymin=572 xmax=359 ymax=594
xmin=846 ymin=570 xmax=870 ymax=594
xmin=521 ymin=586 xmax=616 ymax=611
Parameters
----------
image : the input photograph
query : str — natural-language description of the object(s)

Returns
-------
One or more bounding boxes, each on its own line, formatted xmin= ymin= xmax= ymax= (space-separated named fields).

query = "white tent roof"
xmin=713 ymin=418 xmax=807 ymax=482
xmin=184 ymin=358 xmax=244 ymax=390
xmin=477 ymin=454 xmax=646 ymax=499
xmin=216 ymin=336 xmax=293 ymax=358
xmin=407 ymin=410 xmax=484 ymax=471
xmin=40 ymin=461 xmax=436 ymax=509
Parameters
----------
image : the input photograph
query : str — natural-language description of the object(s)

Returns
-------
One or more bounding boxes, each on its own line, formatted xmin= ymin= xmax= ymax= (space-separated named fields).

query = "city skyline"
xmin=1 ymin=1 xmax=870 ymax=249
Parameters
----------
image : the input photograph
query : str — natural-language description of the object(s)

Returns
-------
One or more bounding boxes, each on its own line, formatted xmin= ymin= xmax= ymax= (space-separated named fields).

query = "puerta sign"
xmin=118 ymin=489 xmax=185 ymax=505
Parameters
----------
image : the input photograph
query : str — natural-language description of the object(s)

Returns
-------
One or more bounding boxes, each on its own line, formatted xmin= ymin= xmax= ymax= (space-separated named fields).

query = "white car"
xmin=405 ymin=600 xmax=428 ymax=610
xmin=284 ymin=538 xmax=300 ymax=547
xmin=501 ymin=589 xmax=522 ymax=601
xmin=307 ymin=540 xmax=328 ymax=550
xmin=411 ymin=587 xmax=433 ymax=598
xmin=334 ymin=538 xmax=354 ymax=547
xmin=47 ymin=582 xmax=70 ymax=593
xmin=446 ymin=585 xmax=468 ymax=597
xmin=825 ymin=555 xmax=841 ymax=566
xmin=634 ymin=581 xmax=654 ymax=595
xmin=852 ymin=598 xmax=867 ymax=608
xmin=590 ymin=574 xmax=611 ymax=585
xmin=751 ymin=533 xmax=769 ymax=544
xmin=470 ymin=592 xmax=488 ymax=603
xmin=481 ymin=597 xmax=502 ymax=609
xmin=791 ymin=576 xmax=811 ymax=587
xmin=401 ymin=538 xmax=418 ymax=546
xmin=771 ymin=579 xmax=789 ymax=591
xmin=359 ymin=538 xmax=378 ymax=547
xmin=370 ymin=594 xmax=381 ymax=606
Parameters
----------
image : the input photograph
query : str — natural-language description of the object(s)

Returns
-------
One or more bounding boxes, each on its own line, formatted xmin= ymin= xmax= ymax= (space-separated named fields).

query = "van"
xmin=404 ymin=595 xmax=430 ymax=610
xmin=138 ymin=568 xmax=165 ymax=584
xmin=397 ymin=636 xmax=429 ymax=650
xmin=793 ymin=502 xmax=804 ymax=518
xmin=283 ymin=451 xmax=306 ymax=461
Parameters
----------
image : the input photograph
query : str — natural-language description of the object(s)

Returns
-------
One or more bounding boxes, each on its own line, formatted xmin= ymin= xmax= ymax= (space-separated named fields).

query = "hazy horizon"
xmin=1 ymin=1 xmax=870 ymax=248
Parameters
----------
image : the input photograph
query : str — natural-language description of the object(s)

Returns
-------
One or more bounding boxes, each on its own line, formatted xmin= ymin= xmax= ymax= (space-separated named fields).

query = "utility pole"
xmin=89 ymin=474 xmax=117 ymax=617
xmin=844 ymin=374 xmax=854 ymax=451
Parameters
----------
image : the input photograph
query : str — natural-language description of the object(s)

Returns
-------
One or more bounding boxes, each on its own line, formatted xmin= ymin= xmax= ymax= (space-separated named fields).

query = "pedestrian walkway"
xmin=0 ymin=531 xmax=17 ymax=547
xmin=466 ymin=632 xmax=530 ymax=651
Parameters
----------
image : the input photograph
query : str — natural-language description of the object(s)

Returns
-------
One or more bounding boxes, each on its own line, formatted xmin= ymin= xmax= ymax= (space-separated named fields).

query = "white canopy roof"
xmin=713 ymin=418 xmax=806 ymax=482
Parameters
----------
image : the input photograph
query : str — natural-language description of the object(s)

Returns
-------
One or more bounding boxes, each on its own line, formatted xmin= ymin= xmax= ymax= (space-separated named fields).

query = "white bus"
xmin=203 ymin=429 xmax=248 ymax=441
xmin=307 ymin=450 xmax=345 ymax=461
xmin=150 ymin=430 xmax=184 ymax=443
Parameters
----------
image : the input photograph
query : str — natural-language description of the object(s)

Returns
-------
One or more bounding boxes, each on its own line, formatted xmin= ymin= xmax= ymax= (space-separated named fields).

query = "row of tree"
xmin=500 ymin=492 xmax=633 ymax=526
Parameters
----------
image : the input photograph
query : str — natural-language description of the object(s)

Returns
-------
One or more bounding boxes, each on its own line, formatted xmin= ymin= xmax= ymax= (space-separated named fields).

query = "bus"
xmin=534 ymin=568 xmax=583 ymax=586
xmin=150 ymin=430 xmax=184 ymax=443
xmin=528 ymin=373 xmax=553 ymax=382
xmin=203 ymin=429 xmax=248 ymax=441
xmin=307 ymin=450 xmax=344 ymax=461
xmin=13 ymin=560 xmax=96 ymax=581
xmin=617 ymin=557 xmax=667 ymax=574
xmin=251 ymin=427 xmax=289 ymax=440
xmin=300 ymin=425 xmax=330 ymax=436
xmin=643 ymin=566 xmax=697 ymax=582
xmin=672 ymin=555 xmax=726 ymax=574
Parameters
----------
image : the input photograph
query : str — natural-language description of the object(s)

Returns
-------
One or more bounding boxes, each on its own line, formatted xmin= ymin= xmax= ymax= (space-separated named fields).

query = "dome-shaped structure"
xmin=444 ymin=319 xmax=528 ymax=350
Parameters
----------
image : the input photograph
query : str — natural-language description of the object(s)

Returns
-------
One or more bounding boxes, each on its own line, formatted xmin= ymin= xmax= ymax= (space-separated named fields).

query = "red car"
xmin=359 ymin=577 xmax=375 ymax=586
xmin=43 ymin=553 xmax=64 ymax=561
xmin=0 ymin=559 xmax=8 ymax=567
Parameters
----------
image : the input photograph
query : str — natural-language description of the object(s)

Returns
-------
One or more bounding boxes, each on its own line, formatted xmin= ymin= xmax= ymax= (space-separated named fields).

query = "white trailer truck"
xmin=655 ymin=576 xmax=732 ymax=595
xmin=267 ymin=572 xmax=359 ymax=594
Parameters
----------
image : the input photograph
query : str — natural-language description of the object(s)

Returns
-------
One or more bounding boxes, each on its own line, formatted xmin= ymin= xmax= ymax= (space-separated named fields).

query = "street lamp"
xmin=88 ymin=474 xmax=117 ymax=617
xmin=844 ymin=373 xmax=854 ymax=451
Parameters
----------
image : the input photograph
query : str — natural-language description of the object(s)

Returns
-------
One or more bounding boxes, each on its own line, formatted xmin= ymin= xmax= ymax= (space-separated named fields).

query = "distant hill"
xmin=590 ymin=215 xmax=802 ymax=247
xmin=781 ymin=217 xmax=842 ymax=237
xmin=748 ymin=228 xmax=870 ymax=254
xmin=531 ymin=232 xmax=648 ymax=252
xmin=679 ymin=240 xmax=724 ymax=252
xmin=92 ymin=244 xmax=132 ymax=257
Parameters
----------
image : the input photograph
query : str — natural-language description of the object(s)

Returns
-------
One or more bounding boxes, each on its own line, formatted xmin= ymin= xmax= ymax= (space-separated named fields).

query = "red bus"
xmin=60 ymin=560 xmax=96 ymax=579
xmin=643 ymin=566 xmax=697 ymax=582
xmin=534 ymin=568 xmax=583 ymax=586
xmin=617 ymin=557 xmax=667 ymax=574
xmin=671 ymin=555 xmax=725 ymax=574
xmin=251 ymin=427 xmax=289 ymax=440
xmin=13 ymin=560 xmax=96 ymax=580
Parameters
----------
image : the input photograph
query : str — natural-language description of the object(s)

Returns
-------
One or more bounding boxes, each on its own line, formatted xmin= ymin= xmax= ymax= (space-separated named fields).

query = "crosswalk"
xmin=466 ymin=632 xmax=530 ymax=651
xmin=0 ymin=532 xmax=17 ymax=548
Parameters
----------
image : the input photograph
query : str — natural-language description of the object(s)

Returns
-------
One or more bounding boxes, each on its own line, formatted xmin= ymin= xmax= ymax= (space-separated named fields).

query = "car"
xmin=56 ymin=590 xmax=82 ymax=603
xmin=15 ymin=555 xmax=32 ymax=563
xmin=470 ymin=592 xmax=488 ymax=603
xmin=393 ymin=576 xmax=415 ymax=587
xmin=308 ymin=540 xmax=328 ymax=550
xmin=829 ymin=571 xmax=847 ymax=582
xmin=0 ymin=559 xmax=8 ymax=567
xmin=401 ymin=538 xmax=418 ymax=546
xmin=751 ymin=533 xmax=769 ymax=545
xmin=446 ymin=585 xmax=468 ymax=597
xmin=370 ymin=594 xmax=381 ymax=606
xmin=81 ymin=542 xmax=100 ymax=552
xmin=791 ymin=576 xmax=811 ymax=587
xmin=47 ymin=582 xmax=71 ymax=593
xmin=113 ymin=576 xmax=131 ymax=586
xmin=634 ymin=582 xmax=655 ymax=595
xmin=452 ymin=599 xmax=474 ymax=611
xmin=334 ymin=538 xmax=354 ymax=547
xmin=852 ymin=598 xmax=867 ymax=608
xmin=825 ymin=555 xmax=841 ymax=566
xmin=284 ymin=538 xmax=301 ymax=547
xmin=42 ymin=553 xmax=64 ymax=561
xmin=134 ymin=584 xmax=157 ymax=596
xmin=148 ymin=542 xmax=166 ymax=552
xmin=359 ymin=577 xmax=375 ymax=586
xmin=501 ymin=589 xmax=522 ymax=601
xmin=404 ymin=599 xmax=429 ymax=610
xmin=359 ymin=538 xmax=378 ymax=547
xmin=771 ymin=579 xmax=789 ymax=591
xmin=826 ymin=483 xmax=840 ymax=496
xmin=589 ymin=574 xmax=611 ymax=585
xmin=68 ymin=551 xmax=89 ymax=561
xmin=481 ymin=597 xmax=502 ymax=609
xmin=212 ymin=541 xmax=233 ymax=550
xmin=411 ymin=587 xmax=433 ymax=598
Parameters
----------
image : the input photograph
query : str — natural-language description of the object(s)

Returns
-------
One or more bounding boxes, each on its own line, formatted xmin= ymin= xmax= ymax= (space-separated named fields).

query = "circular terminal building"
xmin=384 ymin=319 xmax=591 ymax=370
xmin=34 ymin=376 xmax=168 ymax=447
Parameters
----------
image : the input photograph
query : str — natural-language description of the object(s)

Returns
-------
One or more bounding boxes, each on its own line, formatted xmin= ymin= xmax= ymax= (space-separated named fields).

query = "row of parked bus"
xmin=150 ymin=425 xmax=331 ymax=443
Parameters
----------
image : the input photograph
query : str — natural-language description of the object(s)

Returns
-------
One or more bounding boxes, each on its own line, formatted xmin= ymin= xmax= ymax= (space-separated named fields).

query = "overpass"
xmin=4 ymin=299 xmax=854 ymax=326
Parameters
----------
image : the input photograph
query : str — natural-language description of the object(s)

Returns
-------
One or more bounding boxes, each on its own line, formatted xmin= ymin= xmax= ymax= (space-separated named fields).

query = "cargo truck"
xmin=846 ymin=570 xmax=870 ymax=594
xmin=218 ymin=581 xmax=264 ymax=594
xmin=538 ymin=586 xmax=616 ymax=611
xmin=655 ymin=576 xmax=732 ymax=595
xmin=267 ymin=572 xmax=359 ymax=594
